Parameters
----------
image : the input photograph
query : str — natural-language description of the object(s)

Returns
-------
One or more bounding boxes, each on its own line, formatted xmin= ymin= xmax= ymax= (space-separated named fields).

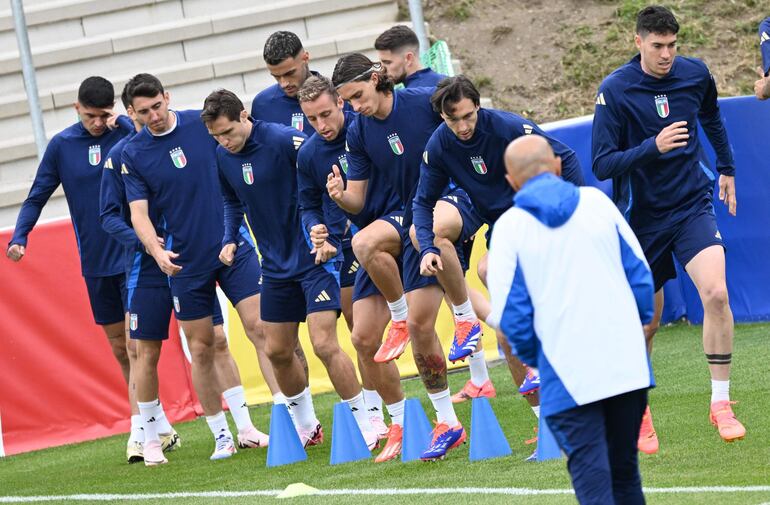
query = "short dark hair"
xmin=77 ymin=76 xmax=115 ymax=108
xmin=331 ymin=53 xmax=393 ymax=93
xmin=636 ymin=5 xmax=679 ymax=36
xmin=124 ymin=73 xmax=165 ymax=107
xmin=263 ymin=31 xmax=304 ymax=66
xmin=201 ymin=89 xmax=244 ymax=124
xmin=298 ymin=75 xmax=338 ymax=103
xmin=374 ymin=25 xmax=419 ymax=52
xmin=430 ymin=75 xmax=480 ymax=116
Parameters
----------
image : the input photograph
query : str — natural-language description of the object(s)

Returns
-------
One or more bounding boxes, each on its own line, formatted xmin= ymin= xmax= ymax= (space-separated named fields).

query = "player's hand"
xmin=103 ymin=109 xmax=119 ymax=130
xmin=420 ymin=252 xmax=443 ymax=277
xmin=309 ymin=224 xmax=329 ymax=248
xmin=154 ymin=249 xmax=182 ymax=276
xmin=326 ymin=164 xmax=345 ymax=202
xmin=145 ymin=236 xmax=165 ymax=255
xmin=754 ymin=67 xmax=770 ymax=100
xmin=718 ymin=174 xmax=737 ymax=216
xmin=311 ymin=241 xmax=337 ymax=265
xmin=6 ymin=244 xmax=25 ymax=262
xmin=655 ymin=121 xmax=688 ymax=154
xmin=219 ymin=243 xmax=237 ymax=266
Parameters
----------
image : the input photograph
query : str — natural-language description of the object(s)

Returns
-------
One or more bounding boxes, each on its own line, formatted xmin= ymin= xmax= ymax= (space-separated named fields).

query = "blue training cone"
xmin=401 ymin=398 xmax=433 ymax=462
xmin=266 ymin=403 xmax=307 ymax=467
xmin=330 ymin=401 xmax=371 ymax=465
xmin=535 ymin=411 xmax=562 ymax=461
xmin=469 ymin=397 xmax=512 ymax=461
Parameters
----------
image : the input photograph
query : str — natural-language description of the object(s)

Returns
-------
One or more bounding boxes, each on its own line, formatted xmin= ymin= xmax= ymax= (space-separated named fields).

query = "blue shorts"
xmin=340 ymin=231 xmax=358 ymax=289
xmin=352 ymin=267 xmax=382 ymax=303
xmin=84 ymin=274 xmax=127 ymax=325
xmin=635 ymin=202 xmax=724 ymax=292
xmin=127 ymin=285 xmax=224 ymax=340
xmin=261 ymin=265 xmax=341 ymax=323
xmin=170 ymin=248 xmax=261 ymax=321
xmin=378 ymin=210 xmax=437 ymax=293
xmin=441 ymin=188 xmax=483 ymax=272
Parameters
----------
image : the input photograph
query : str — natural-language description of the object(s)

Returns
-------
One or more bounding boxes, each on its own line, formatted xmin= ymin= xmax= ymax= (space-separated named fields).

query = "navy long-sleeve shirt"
xmin=11 ymin=120 xmax=131 ymax=277
xmin=403 ymin=68 xmax=445 ymax=88
xmin=122 ymin=110 xmax=235 ymax=277
xmin=760 ymin=17 xmax=770 ymax=75
xmin=346 ymin=87 xmax=444 ymax=225
xmin=591 ymin=54 xmax=735 ymax=233
xmin=296 ymin=111 xmax=401 ymax=251
xmin=218 ymin=120 xmax=315 ymax=280
xmin=413 ymin=107 xmax=585 ymax=256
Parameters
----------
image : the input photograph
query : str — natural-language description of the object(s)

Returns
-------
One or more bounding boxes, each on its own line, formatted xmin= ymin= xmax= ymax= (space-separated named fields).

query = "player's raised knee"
xmin=351 ymin=230 xmax=377 ymax=261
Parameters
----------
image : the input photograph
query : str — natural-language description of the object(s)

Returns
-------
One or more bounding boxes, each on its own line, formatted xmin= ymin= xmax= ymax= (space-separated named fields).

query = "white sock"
xmin=363 ymin=388 xmax=384 ymax=421
xmin=138 ymin=399 xmax=163 ymax=443
xmin=345 ymin=391 xmax=373 ymax=432
xmin=531 ymin=405 xmax=541 ymax=419
xmin=129 ymin=415 xmax=144 ymax=444
xmin=223 ymin=385 xmax=254 ymax=432
xmin=205 ymin=411 xmax=231 ymax=439
xmin=272 ymin=392 xmax=287 ymax=405
xmin=386 ymin=399 xmax=405 ymax=427
xmin=469 ymin=350 xmax=490 ymax=387
xmin=387 ymin=295 xmax=408 ymax=322
xmin=428 ymin=389 xmax=458 ymax=427
xmin=452 ymin=298 xmax=477 ymax=322
xmin=156 ymin=402 xmax=173 ymax=434
xmin=286 ymin=387 xmax=317 ymax=431
xmin=711 ymin=380 xmax=730 ymax=403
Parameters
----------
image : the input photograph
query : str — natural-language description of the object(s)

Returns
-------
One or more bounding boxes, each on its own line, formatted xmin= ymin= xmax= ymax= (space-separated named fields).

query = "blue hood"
xmin=513 ymin=172 xmax=580 ymax=228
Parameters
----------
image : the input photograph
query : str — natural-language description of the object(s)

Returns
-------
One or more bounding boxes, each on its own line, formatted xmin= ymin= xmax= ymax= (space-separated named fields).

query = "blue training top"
xmin=11 ymin=119 xmax=132 ymax=277
xmin=591 ymin=54 xmax=735 ymax=233
xmin=413 ymin=107 xmax=585 ymax=257
xmin=218 ymin=120 xmax=320 ymax=280
xmin=122 ymin=110 xmax=253 ymax=277
xmin=296 ymin=111 xmax=401 ymax=250
xmin=403 ymin=68 xmax=445 ymax=88
xmin=345 ymin=87 xmax=444 ymax=225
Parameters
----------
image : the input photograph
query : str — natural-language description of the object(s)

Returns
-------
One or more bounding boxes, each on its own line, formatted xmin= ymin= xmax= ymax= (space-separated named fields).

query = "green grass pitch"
xmin=2 ymin=322 xmax=769 ymax=504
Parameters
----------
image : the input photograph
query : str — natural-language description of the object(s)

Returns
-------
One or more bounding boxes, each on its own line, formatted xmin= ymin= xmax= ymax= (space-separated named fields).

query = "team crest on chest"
xmin=242 ymin=162 xmax=254 ymax=185
xmin=654 ymin=95 xmax=670 ymax=118
xmin=338 ymin=154 xmax=349 ymax=174
xmin=471 ymin=156 xmax=488 ymax=175
xmin=387 ymin=133 xmax=404 ymax=155
xmin=88 ymin=145 xmax=101 ymax=166
xmin=129 ymin=313 xmax=138 ymax=331
xmin=291 ymin=113 xmax=305 ymax=132
xmin=170 ymin=147 xmax=187 ymax=168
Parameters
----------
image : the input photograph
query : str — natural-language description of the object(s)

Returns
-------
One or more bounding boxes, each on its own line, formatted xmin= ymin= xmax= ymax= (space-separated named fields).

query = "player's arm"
xmin=297 ymin=150 xmax=341 ymax=263
xmin=606 ymin=192 xmax=654 ymax=324
xmin=591 ymin=86 xmax=664 ymax=181
xmin=219 ymin=167 xmax=246 ymax=266
xmin=698 ymin=70 xmax=737 ymax=216
xmin=99 ymin=156 xmax=141 ymax=250
xmin=6 ymin=139 xmax=62 ymax=261
xmin=412 ymin=148 xmax=449 ymax=265
xmin=486 ymin=214 xmax=540 ymax=366
xmin=122 ymin=153 xmax=181 ymax=275
xmin=328 ymin=125 xmax=369 ymax=214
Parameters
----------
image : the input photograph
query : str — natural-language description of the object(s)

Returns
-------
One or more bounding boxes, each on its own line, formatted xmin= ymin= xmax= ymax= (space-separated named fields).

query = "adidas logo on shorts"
xmin=315 ymin=290 xmax=331 ymax=303
xmin=348 ymin=261 xmax=359 ymax=274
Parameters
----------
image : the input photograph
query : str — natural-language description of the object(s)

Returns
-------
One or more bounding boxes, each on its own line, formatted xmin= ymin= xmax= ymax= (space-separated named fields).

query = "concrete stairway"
xmin=0 ymin=0 xmax=399 ymax=227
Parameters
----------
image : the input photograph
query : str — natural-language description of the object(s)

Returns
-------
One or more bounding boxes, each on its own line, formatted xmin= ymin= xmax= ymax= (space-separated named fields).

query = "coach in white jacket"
xmin=488 ymin=135 xmax=654 ymax=505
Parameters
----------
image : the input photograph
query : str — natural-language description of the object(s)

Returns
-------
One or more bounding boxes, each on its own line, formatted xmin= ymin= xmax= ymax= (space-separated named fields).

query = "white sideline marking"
xmin=3 ymin=486 xmax=770 ymax=502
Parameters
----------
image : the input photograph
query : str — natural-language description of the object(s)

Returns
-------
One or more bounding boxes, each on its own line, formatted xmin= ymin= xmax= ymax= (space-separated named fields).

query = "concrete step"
xmin=0 ymin=23 xmax=390 ymax=165
xmin=0 ymin=0 xmax=393 ymax=83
